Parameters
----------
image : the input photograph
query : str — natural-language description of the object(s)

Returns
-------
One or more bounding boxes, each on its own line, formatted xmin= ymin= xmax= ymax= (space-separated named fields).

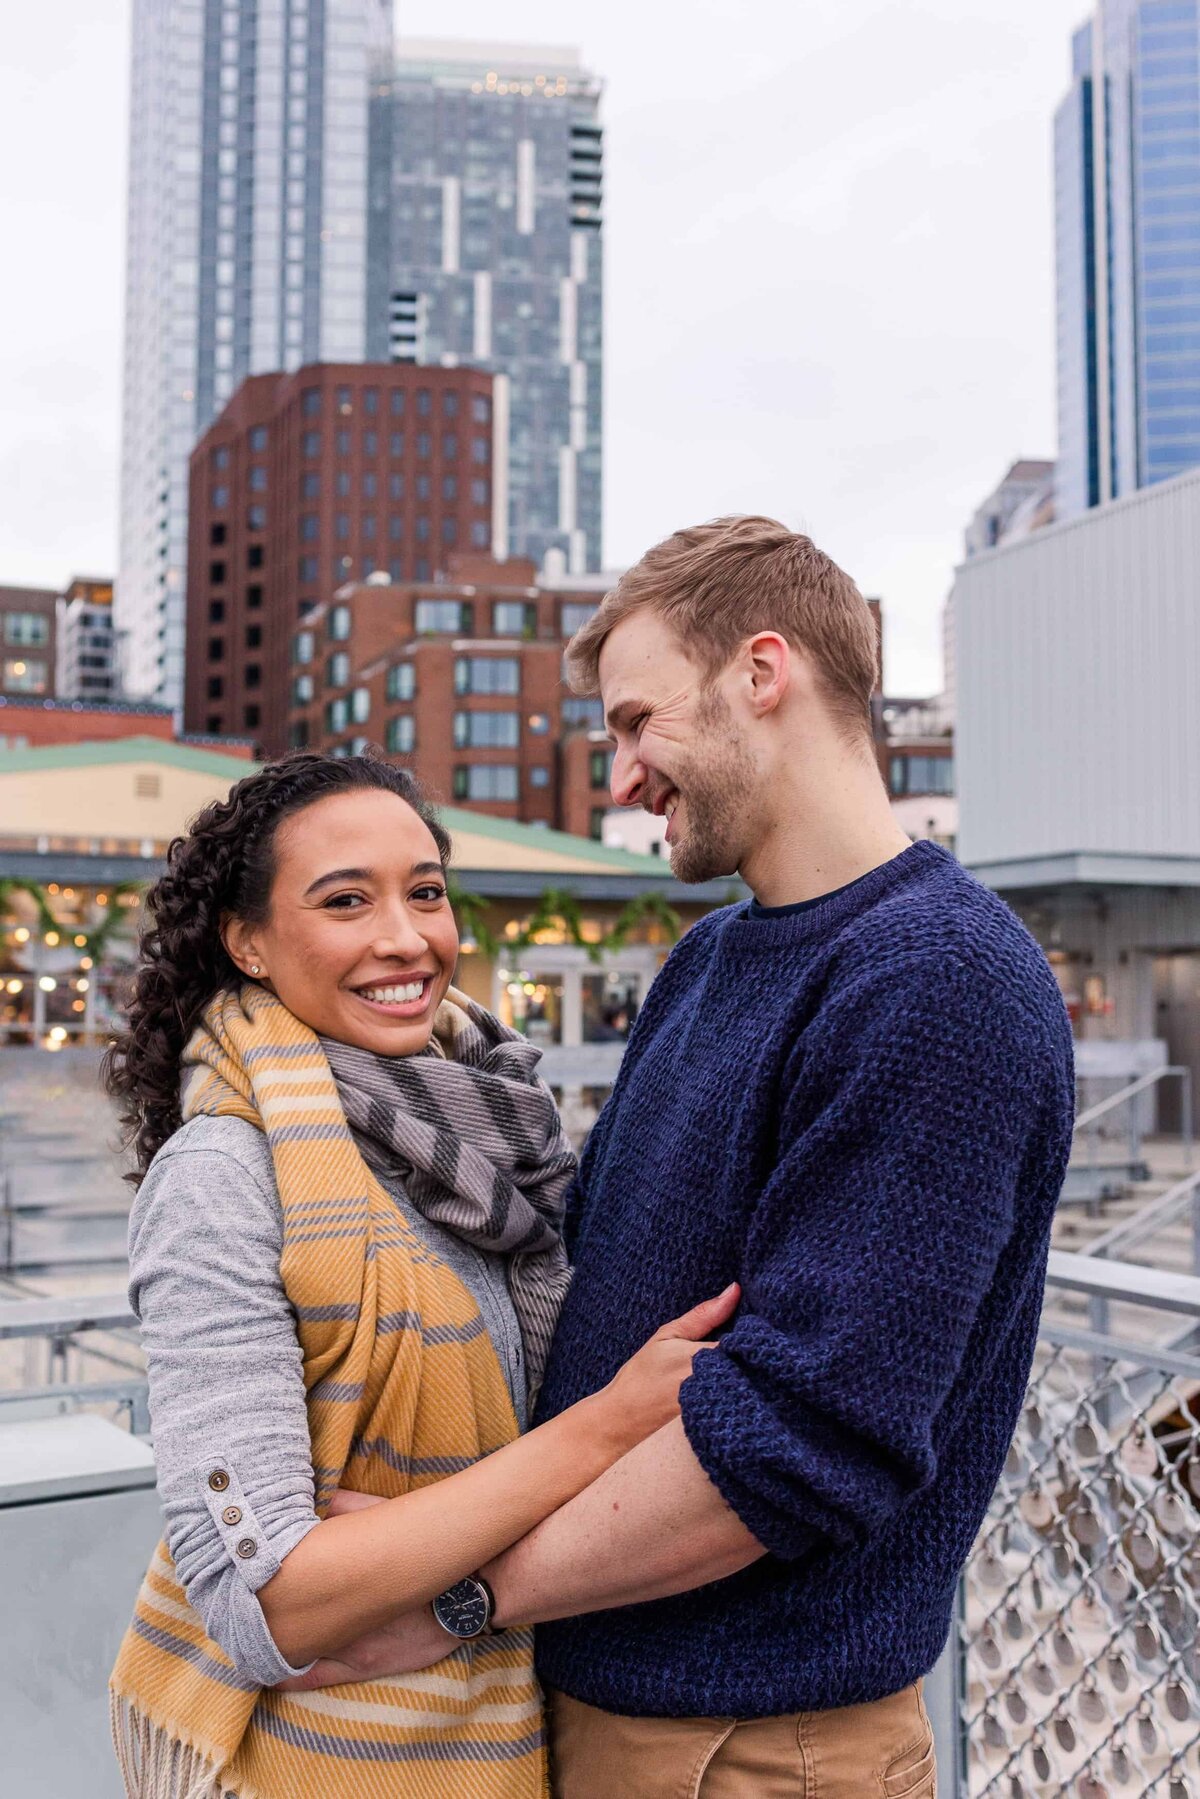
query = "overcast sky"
xmin=0 ymin=0 xmax=1088 ymax=693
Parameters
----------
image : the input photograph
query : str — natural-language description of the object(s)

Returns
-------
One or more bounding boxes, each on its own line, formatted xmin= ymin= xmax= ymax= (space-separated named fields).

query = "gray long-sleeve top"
xmin=129 ymin=1112 xmax=527 ymax=1687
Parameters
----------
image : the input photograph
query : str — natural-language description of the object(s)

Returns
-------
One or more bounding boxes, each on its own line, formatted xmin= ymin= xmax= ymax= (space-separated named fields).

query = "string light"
xmin=44 ymin=931 xmax=60 ymax=946
xmin=38 ymin=977 xmax=57 ymax=993
xmin=13 ymin=927 xmax=29 ymax=944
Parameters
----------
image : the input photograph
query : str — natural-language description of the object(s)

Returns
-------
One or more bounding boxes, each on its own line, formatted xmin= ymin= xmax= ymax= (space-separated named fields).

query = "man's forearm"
xmin=483 ymin=1417 xmax=764 ymax=1627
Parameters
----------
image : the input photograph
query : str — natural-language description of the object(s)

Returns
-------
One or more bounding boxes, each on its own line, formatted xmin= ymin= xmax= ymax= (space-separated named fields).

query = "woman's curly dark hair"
xmin=103 ymin=751 xmax=451 ymax=1184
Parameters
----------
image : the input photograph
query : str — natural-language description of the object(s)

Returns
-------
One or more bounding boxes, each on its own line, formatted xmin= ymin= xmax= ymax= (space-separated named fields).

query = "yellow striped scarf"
xmin=110 ymin=983 xmax=548 ymax=1799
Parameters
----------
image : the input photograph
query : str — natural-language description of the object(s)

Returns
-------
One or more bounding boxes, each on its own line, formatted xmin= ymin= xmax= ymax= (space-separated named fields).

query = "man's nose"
xmin=609 ymin=742 xmax=646 ymax=808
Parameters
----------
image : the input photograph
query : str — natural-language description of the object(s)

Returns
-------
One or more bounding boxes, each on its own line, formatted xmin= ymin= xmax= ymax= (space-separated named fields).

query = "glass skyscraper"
xmin=368 ymin=41 xmax=604 ymax=573
xmin=118 ymin=0 xmax=392 ymax=707
xmin=1055 ymin=1 xmax=1200 ymax=517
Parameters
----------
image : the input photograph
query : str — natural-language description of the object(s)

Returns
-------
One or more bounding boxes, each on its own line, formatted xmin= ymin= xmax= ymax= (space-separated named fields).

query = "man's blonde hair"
xmin=566 ymin=515 xmax=880 ymax=741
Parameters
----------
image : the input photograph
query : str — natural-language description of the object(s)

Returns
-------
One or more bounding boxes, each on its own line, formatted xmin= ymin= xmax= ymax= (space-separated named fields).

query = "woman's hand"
xmin=592 ymin=1282 xmax=740 ymax=1456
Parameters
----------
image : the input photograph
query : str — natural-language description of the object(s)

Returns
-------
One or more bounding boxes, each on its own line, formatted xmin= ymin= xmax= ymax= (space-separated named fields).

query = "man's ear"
xmin=744 ymin=632 xmax=791 ymax=718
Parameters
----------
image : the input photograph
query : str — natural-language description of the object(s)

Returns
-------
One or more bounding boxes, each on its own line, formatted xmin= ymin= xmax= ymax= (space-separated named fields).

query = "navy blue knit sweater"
xmin=534 ymin=840 xmax=1074 ymax=1718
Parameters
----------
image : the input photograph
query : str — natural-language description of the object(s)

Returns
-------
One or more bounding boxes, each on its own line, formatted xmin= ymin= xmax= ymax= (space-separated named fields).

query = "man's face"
xmin=598 ymin=611 xmax=758 ymax=884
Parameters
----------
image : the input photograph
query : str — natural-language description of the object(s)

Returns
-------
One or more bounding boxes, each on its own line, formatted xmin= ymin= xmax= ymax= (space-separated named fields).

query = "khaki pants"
xmin=547 ymin=1680 xmax=935 ymax=1799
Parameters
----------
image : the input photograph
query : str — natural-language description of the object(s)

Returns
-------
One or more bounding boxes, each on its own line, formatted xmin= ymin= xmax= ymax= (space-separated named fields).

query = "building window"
xmin=472 ymin=395 xmax=490 ymax=423
xmin=453 ymin=765 xmax=519 ymax=802
xmin=207 ymin=714 xmax=222 ymax=733
xmin=302 ymin=471 xmax=320 ymax=498
xmin=211 ymin=485 xmax=229 ymax=508
xmin=247 ymin=584 xmax=263 ymax=609
xmin=416 ymin=516 xmax=430 ymax=542
xmin=294 ymin=629 xmax=314 ymax=664
xmin=210 ymin=522 xmax=227 ymax=545
xmin=299 ymin=554 xmax=318 ymax=583
xmin=334 ymin=512 xmax=350 ymax=541
xmin=336 ymin=470 xmax=351 ymax=498
xmin=471 ymin=478 xmax=489 ymax=505
xmin=244 ymin=703 xmax=261 ymax=728
xmin=386 ymin=715 xmax=415 ymax=754
xmin=493 ymin=601 xmax=533 ymax=636
xmin=390 ymin=432 xmax=405 ymax=458
xmin=441 ymin=517 xmax=458 ymax=547
xmin=527 ymin=712 xmax=550 ymax=735
xmin=336 ymin=385 xmax=352 ymax=410
xmin=290 ymin=719 xmax=310 ymax=748
xmin=246 ymin=624 xmax=262 ymax=649
xmin=327 ymin=651 xmax=350 ymax=687
xmin=364 ymin=386 xmax=379 ymax=416
xmin=293 ymin=673 xmax=314 ymax=704
xmin=390 ymin=389 xmax=406 ymax=417
xmin=443 ymin=391 xmax=459 ymax=417
xmin=210 ymin=560 xmax=226 ymax=584
xmin=470 ymin=520 xmax=489 ymax=548
xmin=530 ymin=766 xmax=550 ymax=788
xmin=3 ymin=613 xmax=49 ymax=647
xmin=363 ymin=430 xmax=377 ymax=456
xmin=443 ymin=434 xmax=458 ymax=461
xmin=888 ymin=754 xmax=954 ymax=797
xmin=302 ymin=390 xmax=321 ymax=419
xmin=212 ymin=446 xmax=230 ymax=470
xmin=590 ymin=748 xmax=613 ymax=789
xmin=442 ymin=474 xmax=458 ymax=501
xmin=454 ymin=710 xmax=519 ymax=749
xmin=415 ymin=598 xmax=470 ymax=633
xmin=2 ymin=657 xmax=47 ymax=693
xmin=208 ymin=636 xmax=224 ymax=661
xmin=562 ymin=696 xmax=603 ymax=728
xmin=386 ymin=662 xmax=415 ymax=701
xmin=245 ymin=664 xmax=261 ymax=689
xmin=249 ymin=453 xmax=267 ymax=478
xmin=416 ymin=474 xmax=430 ymax=501
xmin=562 ymin=602 xmax=599 ymax=635
xmin=363 ymin=472 xmax=377 ymax=499
xmin=589 ymin=807 xmax=606 ymax=841
xmin=415 ymin=558 xmax=430 ymax=581
xmin=247 ymin=505 xmax=266 ymax=530
xmin=207 ymin=675 xmax=223 ymax=699
xmin=337 ymin=430 xmax=351 ymax=456
xmin=325 ymin=695 xmax=349 ymax=733
xmin=417 ymin=433 xmax=431 ymax=459
xmin=300 ymin=513 xmax=319 ymax=541
xmin=454 ymin=655 xmax=519 ymax=695
xmin=389 ymin=516 xmax=404 ymax=541
xmin=417 ymin=388 xmax=431 ymax=416
xmin=363 ymin=514 xmax=376 ymax=540
xmin=329 ymin=604 xmax=352 ymax=641
xmin=350 ymin=686 xmax=370 ymax=724
xmin=247 ymin=545 xmax=263 ymax=569
xmin=471 ymin=437 xmax=488 ymax=464
xmin=303 ymin=430 xmax=321 ymax=456
xmin=209 ymin=600 xmax=225 ymax=623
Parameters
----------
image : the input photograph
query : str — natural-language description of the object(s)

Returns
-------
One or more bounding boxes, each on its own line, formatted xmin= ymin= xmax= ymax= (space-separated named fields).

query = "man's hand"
xmin=274 ymin=1487 xmax=449 ymax=1689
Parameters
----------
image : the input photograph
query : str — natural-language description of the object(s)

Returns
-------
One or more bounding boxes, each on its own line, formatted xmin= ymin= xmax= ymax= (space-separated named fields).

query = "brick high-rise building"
xmin=0 ymin=585 xmax=59 ymax=702
xmin=185 ymin=362 xmax=500 ymax=753
xmin=288 ymin=554 xmax=615 ymax=830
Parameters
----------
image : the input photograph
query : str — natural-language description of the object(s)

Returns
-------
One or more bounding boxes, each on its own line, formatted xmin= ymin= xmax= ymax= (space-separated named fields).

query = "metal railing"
xmin=934 ymin=1252 xmax=1200 ymax=1796
xmin=1071 ymin=1067 xmax=1195 ymax=1188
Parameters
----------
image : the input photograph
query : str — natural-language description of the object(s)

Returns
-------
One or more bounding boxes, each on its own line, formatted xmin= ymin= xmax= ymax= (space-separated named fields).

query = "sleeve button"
xmin=221 ymin=1505 xmax=242 ymax=1526
xmin=208 ymin=1469 xmax=230 ymax=1492
xmin=236 ymin=1537 xmax=258 ymax=1559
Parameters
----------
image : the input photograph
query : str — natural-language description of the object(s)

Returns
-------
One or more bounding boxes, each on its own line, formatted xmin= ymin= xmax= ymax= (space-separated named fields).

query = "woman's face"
xmin=223 ymin=788 xmax=459 ymax=1056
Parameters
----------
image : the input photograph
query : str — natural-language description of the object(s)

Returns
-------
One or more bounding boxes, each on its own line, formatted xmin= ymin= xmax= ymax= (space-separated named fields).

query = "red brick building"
xmin=288 ymin=555 xmax=613 ymax=831
xmin=185 ymin=364 xmax=500 ymax=754
xmin=0 ymin=585 xmax=59 ymax=702
xmin=0 ymin=695 xmax=254 ymax=757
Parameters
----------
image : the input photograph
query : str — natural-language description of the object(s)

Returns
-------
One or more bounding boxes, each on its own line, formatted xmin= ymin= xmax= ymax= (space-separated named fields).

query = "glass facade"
xmin=1055 ymin=0 xmax=1200 ymax=516
xmin=117 ymin=0 xmax=392 ymax=706
xmin=368 ymin=42 xmax=603 ymax=574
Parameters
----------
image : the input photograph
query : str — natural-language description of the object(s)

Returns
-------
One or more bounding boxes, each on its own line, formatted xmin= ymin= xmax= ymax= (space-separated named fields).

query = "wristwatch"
xmin=431 ymin=1574 xmax=498 ymax=1641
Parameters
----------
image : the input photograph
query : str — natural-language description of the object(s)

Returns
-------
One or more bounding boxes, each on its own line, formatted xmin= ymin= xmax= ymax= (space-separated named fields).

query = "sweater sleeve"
xmin=678 ymin=953 xmax=1058 ymax=1562
xmin=129 ymin=1132 xmax=320 ymax=1685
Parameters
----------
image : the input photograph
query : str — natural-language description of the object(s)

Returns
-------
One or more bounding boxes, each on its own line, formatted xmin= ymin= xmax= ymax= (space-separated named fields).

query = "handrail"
xmin=1082 ymin=1163 xmax=1200 ymax=1260
xmin=0 ymin=1292 xmax=136 ymax=1339
xmin=1072 ymin=1063 xmax=1190 ymax=1131
xmin=1044 ymin=1247 xmax=1200 ymax=1316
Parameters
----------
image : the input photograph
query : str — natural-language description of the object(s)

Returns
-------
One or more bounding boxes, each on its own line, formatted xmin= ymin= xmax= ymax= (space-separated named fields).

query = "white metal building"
xmin=952 ymin=465 xmax=1200 ymax=1124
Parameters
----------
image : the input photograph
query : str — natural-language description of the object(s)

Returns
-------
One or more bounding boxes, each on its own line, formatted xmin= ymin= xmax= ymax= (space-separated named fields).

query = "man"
xmin=477 ymin=516 xmax=1075 ymax=1794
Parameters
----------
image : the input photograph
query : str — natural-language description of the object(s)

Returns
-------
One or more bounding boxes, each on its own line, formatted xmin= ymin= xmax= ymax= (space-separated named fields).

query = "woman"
xmin=104 ymin=752 xmax=735 ymax=1799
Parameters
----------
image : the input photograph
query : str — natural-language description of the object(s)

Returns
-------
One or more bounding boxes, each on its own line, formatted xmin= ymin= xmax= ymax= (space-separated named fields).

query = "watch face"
xmin=434 ymin=1577 xmax=490 ymax=1638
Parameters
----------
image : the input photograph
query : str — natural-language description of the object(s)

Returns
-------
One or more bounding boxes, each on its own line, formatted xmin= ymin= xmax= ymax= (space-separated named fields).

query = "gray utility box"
xmin=0 ymin=1413 xmax=160 ymax=1798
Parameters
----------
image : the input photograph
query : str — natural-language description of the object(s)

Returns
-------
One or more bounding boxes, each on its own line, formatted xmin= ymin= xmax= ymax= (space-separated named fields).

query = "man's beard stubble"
xmin=665 ymin=688 xmax=758 ymax=885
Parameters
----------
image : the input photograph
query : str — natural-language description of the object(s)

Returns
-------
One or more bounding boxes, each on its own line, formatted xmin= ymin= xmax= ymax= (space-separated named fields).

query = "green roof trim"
xmin=0 ymin=736 xmax=262 ymax=780
xmin=438 ymin=803 xmax=667 ymax=873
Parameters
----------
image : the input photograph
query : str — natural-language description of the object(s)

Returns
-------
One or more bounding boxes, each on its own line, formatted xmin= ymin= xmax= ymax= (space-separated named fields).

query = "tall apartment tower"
xmin=1055 ymin=2 xmax=1200 ymax=519
xmin=117 ymin=0 xmax=393 ymax=708
xmin=369 ymin=41 xmax=604 ymax=574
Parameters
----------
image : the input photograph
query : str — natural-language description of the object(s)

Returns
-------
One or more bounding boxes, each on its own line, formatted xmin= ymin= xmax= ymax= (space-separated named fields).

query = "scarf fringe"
xmin=110 ymin=1694 xmax=235 ymax=1799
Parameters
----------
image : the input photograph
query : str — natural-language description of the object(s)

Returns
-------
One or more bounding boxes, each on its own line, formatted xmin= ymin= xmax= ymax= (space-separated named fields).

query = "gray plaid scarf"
xmin=321 ymin=988 xmax=573 ymax=1407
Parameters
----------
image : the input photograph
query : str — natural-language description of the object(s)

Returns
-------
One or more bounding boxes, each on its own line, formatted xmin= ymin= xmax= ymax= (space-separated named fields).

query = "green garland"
xmin=0 ymin=878 xmax=141 ymax=962
xmin=448 ymin=882 xmax=681 ymax=965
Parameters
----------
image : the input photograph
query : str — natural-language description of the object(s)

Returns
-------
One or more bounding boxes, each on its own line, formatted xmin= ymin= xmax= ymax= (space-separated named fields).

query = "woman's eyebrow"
xmin=302 ymin=866 xmax=372 ymax=898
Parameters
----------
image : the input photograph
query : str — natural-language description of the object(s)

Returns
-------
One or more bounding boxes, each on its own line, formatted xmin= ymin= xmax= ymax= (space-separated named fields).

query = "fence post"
xmin=925 ymin=1582 xmax=967 ymax=1797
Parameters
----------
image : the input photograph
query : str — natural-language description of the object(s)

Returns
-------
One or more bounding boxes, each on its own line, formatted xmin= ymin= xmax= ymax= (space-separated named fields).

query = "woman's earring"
xmin=250 ymin=965 xmax=261 ymax=977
